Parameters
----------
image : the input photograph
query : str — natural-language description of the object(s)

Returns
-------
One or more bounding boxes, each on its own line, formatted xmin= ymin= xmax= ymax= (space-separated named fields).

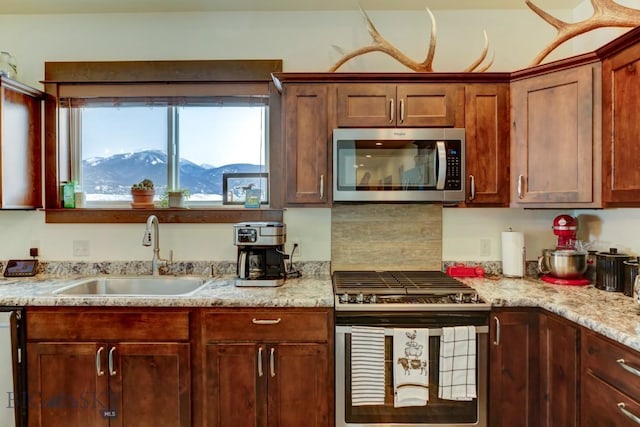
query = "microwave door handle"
xmin=436 ymin=141 xmax=446 ymax=190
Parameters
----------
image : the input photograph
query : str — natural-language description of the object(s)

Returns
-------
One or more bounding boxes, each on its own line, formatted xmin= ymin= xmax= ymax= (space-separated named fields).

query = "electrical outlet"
xmin=480 ymin=239 xmax=491 ymax=257
xmin=73 ymin=240 xmax=90 ymax=257
xmin=290 ymin=237 xmax=302 ymax=258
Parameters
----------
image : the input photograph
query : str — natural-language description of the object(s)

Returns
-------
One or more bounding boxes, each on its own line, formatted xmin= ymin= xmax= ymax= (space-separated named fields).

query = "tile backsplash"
xmin=331 ymin=204 xmax=442 ymax=272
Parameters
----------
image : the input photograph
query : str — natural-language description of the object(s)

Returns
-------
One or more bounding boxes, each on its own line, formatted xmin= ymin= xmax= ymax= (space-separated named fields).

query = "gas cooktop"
xmin=333 ymin=270 xmax=490 ymax=311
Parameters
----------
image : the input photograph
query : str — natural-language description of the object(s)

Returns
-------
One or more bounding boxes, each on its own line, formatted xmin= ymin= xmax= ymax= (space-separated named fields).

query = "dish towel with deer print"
xmin=393 ymin=328 xmax=430 ymax=407
xmin=438 ymin=325 xmax=477 ymax=400
xmin=351 ymin=326 xmax=386 ymax=406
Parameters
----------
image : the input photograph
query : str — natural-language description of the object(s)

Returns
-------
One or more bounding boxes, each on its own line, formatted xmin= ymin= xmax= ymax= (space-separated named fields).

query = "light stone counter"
xmin=0 ymin=275 xmax=334 ymax=308
xmin=463 ymin=276 xmax=640 ymax=352
xmin=1 ymin=269 xmax=639 ymax=353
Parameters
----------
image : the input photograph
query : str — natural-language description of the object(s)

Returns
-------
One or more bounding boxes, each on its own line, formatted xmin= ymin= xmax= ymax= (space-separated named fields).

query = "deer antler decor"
xmin=527 ymin=0 xmax=640 ymax=65
xmin=329 ymin=7 xmax=493 ymax=72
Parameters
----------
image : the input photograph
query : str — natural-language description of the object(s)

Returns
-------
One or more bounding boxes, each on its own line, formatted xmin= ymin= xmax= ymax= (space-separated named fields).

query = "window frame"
xmin=43 ymin=60 xmax=284 ymax=224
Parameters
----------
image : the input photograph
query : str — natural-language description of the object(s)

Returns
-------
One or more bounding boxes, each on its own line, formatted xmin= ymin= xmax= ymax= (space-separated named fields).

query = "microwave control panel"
xmin=445 ymin=144 xmax=462 ymax=190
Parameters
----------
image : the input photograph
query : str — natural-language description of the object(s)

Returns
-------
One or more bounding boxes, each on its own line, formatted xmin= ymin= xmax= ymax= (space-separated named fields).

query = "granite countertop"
xmin=463 ymin=276 xmax=640 ymax=352
xmin=0 ymin=275 xmax=334 ymax=308
xmin=1 ymin=271 xmax=639 ymax=353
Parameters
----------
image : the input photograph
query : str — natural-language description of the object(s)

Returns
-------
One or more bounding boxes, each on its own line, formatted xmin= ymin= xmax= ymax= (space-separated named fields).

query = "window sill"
xmin=44 ymin=208 xmax=284 ymax=224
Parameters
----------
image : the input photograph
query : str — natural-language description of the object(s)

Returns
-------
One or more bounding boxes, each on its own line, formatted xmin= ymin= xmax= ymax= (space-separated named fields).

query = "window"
xmin=68 ymin=99 xmax=267 ymax=207
xmin=43 ymin=60 xmax=284 ymax=223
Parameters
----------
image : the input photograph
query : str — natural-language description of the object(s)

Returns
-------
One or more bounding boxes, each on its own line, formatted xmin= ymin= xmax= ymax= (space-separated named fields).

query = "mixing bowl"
xmin=538 ymin=249 xmax=588 ymax=279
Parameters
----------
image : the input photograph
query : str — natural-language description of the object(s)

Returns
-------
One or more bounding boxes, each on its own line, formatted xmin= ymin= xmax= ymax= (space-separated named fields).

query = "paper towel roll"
xmin=502 ymin=231 xmax=525 ymax=278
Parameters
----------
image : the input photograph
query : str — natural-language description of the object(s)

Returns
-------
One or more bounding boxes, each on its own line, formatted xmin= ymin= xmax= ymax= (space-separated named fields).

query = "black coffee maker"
xmin=234 ymin=222 xmax=286 ymax=287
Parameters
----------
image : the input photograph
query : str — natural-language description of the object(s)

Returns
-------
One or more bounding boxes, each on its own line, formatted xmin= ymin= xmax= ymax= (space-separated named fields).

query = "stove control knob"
xmin=471 ymin=293 xmax=480 ymax=303
xmin=356 ymin=292 xmax=364 ymax=304
xmin=370 ymin=294 xmax=378 ymax=304
xmin=339 ymin=293 xmax=349 ymax=304
xmin=454 ymin=292 xmax=464 ymax=303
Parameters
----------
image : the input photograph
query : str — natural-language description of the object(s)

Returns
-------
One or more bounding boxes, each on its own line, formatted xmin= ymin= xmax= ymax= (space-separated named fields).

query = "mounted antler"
xmin=329 ymin=7 xmax=493 ymax=72
xmin=528 ymin=0 xmax=640 ymax=65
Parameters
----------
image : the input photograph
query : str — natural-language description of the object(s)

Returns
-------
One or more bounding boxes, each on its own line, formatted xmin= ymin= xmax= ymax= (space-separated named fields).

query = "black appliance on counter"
xmin=333 ymin=270 xmax=489 ymax=427
xmin=234 ymin=222 xmax=287 ymax=287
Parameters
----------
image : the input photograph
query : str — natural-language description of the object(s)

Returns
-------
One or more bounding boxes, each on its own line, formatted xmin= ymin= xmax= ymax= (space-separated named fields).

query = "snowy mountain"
xmin=82 ymin=150 xmax=263 ymax=196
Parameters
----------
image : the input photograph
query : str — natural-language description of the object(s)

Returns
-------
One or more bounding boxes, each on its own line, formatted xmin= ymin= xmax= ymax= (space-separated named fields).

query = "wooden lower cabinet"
xmin=582 ymin=329 xmax=640 ymax=426
xmin=539 ymin=312 xmax=579 ymax=427
xmin=199 ymin=308 xmax=333 ymax=427
xmin=25 ymin=308 xmax=191 ymax=427
xmin=489 ymin=309 xmax=540 ymax=427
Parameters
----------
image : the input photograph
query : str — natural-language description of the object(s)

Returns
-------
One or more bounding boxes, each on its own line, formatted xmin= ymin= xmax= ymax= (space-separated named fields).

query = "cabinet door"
xmin=205 ymin=343 xmax=266 ymax=427
xmin=336 ymin=84 xmax=396 ymax=127
xmin=510 ymin=63 xmax=601 ymax=207
xmin=0 ymin=78 xmax=43 ymax=209
xmin=464 ymin=83 xmax=510 ymax=206
xmin=602 ymin=43 xmax=640 ymax=206
xmin=539 ymin=313 xmax=579 ymax=427
xmin=27 ymin=342 xmax=110 ymax=427
xmin=396 ymin=84 xmax=462 ymax=127
xmin=109 ymin=342 xmax=191 ymax=427
xmin=489 ymin=310 xmax=539 ymax=427
xmin=282 ymin=84 xmax=330 ymax=206
xmin=267 ymin=343 xmax=331 ymax=427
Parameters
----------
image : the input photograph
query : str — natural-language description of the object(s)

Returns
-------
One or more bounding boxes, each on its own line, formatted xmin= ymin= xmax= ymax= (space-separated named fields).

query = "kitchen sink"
xmin=53 ymin=276 xmax=210 ymax=296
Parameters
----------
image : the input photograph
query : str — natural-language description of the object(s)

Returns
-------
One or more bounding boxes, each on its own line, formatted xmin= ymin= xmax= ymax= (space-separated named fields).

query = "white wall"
xmin=0 ymin=4 xmax=637 ymax=263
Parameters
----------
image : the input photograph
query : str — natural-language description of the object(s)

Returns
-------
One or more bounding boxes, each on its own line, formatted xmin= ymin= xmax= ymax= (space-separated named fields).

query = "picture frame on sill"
xmin=222 ymin=172 xmax=269 ymax=206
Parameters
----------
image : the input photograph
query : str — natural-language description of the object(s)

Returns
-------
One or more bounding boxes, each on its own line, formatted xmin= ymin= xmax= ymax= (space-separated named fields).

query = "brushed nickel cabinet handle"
xmin=252 ymin=318 xmax=282 ymax=325
xmin=258 ymin=347 xmax=263 ymax=377
xmin=96 ymin=346 xmax=105 ymax=377
xmin=469 ymin=175 xmax=476 ymax=201
xmin=389 ymin=99 xmax=394 ymax=123
xmin=517 ymin=175 xmax=525 ymax=199
xmin=399 ymin=99 xmax=405 ymax=123
xmin=617 ymin=359 xmax=640 ymax=377
xmin=270 ymin=348 xmax=276 ymax=377
xmin=618 ymin=403 xmax=640 ymax=424
xmin=320 ymin=175 xmax=324 ymax=199
xmin=108 ymin=347 xmax=117 ymax=376
xmin=493 ymin=316 xmax=501 ymax=346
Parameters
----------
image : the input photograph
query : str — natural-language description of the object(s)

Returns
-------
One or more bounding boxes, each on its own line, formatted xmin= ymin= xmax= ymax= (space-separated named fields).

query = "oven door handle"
xmin=335 ymin=325 xmax=489 ymax=335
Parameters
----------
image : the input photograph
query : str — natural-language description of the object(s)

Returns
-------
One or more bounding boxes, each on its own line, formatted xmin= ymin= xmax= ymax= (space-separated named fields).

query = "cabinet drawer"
xmin=26 ymin=308 xmax=191 ymax=341
xmin=583 ymin=371 xmax=640 ymax=427
xmin=203 ymin=309 xmax=330 ymax=342
xmin=583 ymin=330 xmax=640 ymax=401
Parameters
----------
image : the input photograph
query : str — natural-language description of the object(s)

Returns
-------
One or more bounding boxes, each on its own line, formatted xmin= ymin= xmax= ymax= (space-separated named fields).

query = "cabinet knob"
xmin=617 ymin=402 xmax=640 ymax=424
xmin=108 ymin=347 xmax=117 ymax=376
xmin=252 ymin=318 xmax=282 ymax=325
xmin=96 ymin=346 xmax=105 ymax=377
xmin=469 ymin=175 xmax=476 ymax=201
xmin=617 ymin=359 xmax=640 ymax=378
xmin=517 ymin=175 xmax=525 ymax=199
xmin=493 ymin=316 xmax=501 ymax=346
xmin=389 ymin=99 xmax=394 ymax=123
xmin=257 ymin=347 xmax=264 ymax=377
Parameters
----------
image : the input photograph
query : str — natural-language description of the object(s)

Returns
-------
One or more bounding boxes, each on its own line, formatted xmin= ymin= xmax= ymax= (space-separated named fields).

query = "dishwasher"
xmin=0 ymin=308 xmax=26 ymax=427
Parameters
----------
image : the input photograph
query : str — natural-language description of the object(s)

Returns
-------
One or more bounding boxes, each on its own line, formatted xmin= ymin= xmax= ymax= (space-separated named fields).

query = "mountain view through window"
xmin=77 ymin=103 xmax=268 ymax=206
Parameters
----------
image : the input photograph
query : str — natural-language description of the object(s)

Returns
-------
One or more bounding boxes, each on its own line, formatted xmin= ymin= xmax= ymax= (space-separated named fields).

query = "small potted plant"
xmin=131 ymin=179 xmax=155 ymax=208
xmin=161 ymin=188 xmax=190 ymax=208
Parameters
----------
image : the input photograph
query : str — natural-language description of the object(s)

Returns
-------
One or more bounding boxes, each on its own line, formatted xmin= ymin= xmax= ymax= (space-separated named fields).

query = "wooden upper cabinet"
xmin=464 ymin=83 xmax=510 ymax=206
xmin=602 ymin=42 xmax=640 ymax=206
xmin=336 ymin=83 xmax=463 ymax=127
xmin=510 ymin=62 xmax=602 ymax=208
xmin=0 ymin=77 xmax=43 ymax=209
xmin=281 ymin=83 xmax=332 ymax=206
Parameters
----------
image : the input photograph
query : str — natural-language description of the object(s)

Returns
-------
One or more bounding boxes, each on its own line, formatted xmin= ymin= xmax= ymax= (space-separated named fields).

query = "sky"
xmin=81 ymin=105 xmax=265 ymax=167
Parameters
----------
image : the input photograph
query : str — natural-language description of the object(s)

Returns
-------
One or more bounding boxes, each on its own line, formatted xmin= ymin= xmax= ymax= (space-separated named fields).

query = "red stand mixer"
xmin=539 ymin=215 xmax=590 ymax=285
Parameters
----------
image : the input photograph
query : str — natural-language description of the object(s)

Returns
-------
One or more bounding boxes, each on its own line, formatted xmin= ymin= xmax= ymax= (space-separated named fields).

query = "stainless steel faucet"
xmin=142 ymin=214 xmax=170 ymax=275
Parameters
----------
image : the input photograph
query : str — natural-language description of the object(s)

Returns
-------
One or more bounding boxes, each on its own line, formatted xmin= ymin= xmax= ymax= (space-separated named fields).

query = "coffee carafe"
xmin=234 ymin=222 xmax=287 ymax=287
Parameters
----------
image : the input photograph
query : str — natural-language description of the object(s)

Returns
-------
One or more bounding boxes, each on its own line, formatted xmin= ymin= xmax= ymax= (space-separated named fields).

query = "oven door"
xmin=335 ymin=315 xmax=487 ymax=427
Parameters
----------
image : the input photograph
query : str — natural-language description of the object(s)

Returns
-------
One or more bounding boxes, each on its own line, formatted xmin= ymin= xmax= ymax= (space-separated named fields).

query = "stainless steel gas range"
xmin=333 ymin=270 xmax=489 ymax=427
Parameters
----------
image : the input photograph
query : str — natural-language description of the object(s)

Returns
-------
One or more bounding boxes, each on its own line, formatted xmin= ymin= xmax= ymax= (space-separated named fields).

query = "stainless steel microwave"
xmin=333 ymin=128 xmax=465 ymax=202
